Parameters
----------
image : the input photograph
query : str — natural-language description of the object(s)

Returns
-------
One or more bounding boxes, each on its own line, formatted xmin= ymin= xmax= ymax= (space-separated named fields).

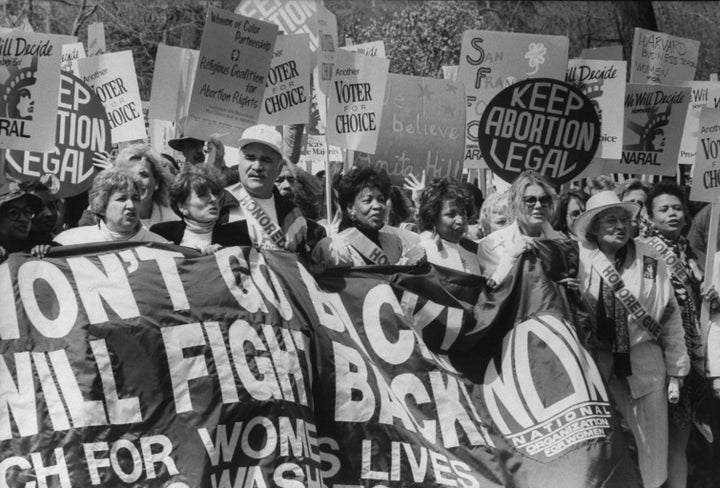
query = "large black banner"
xmin=0 ymin=242 xmax=640 ymax=487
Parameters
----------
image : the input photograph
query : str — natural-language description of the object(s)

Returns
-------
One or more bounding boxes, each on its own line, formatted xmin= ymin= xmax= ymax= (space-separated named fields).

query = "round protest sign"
xmin=6 ymin=71 xmax=112 ymax=197
xmin=477 ymin=78 xmax=600 ymax=185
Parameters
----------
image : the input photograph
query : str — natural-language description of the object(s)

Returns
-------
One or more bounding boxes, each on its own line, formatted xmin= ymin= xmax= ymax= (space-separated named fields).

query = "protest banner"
xmin=148 ymin=44 xmax=199 ymax=124
xmin=565 ymin=59 xmax=626 ymax=159
xmin=353 ymin=73 xmax=465 ymax=186
xmin=580 ymin=44 xmax=624 ymax=61
xmin=87 ymin=22 xmax=106 ymax=56
xmin=235 ymin=0 xmax=319 ymax=52
xmin=477 ymin=78 xmax=600 ymax=185
xmin=185 ymin=7 xmax=278 ymax=145
xmin=605 ymin=83 xmax=690 ymax=177
xmin=0 ymin=240 xmax=638 ymax=487
xmin=258 ymin=34 xmax=310 ymax=126
xmin=629 ymin=28 xmax=699 ymax=84
xmin=0 ymin=31 xmax=65 ymax=153
xmin=341 ymin=40 xmax=385 ymax=58
xmin=4 ymin=71 xmax=113 ymax=197
xmin=76 ymin=50 xmax=147 ymax=144
xmin=689 ymin=107 xmax=720 ymax=203
xmin=326 ymin=49 xmax=388 ymax=154
xmin=459 ymin=30 xmax=569 ymax=168
xmin=674 ymin=81 xmax=720 ymax=165
xmin=60 ymin=42 xmax=85 ymax=73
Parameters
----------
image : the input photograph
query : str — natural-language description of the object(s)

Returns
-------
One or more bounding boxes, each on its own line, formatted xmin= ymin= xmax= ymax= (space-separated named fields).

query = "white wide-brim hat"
xmin=572 ymin=190 xmax=640 ymax=243
xmin=237 ymin=124 xmax=283 ymax=156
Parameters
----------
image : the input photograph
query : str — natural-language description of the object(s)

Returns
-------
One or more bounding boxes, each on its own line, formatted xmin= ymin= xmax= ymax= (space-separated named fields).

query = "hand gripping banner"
xmin=0 ymin=241 xmax=640 ymax=487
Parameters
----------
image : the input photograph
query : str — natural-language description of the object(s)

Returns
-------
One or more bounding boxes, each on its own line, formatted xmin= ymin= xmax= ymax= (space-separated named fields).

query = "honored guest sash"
xmin=340 ymin=227 xmax=391 ymax=265
xmin=642 ymin=235 xmax=698 ymax=286
xmin=588 ymin=248 xmax=662 ymax=340
xmin=237 ymin=186 xmax=286 ymax=250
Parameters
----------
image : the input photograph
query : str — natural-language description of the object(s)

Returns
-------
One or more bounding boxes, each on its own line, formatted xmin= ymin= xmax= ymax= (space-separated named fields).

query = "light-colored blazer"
xmin=578 ymin=239 xmax=690 ymax=399
xmin=477 ymin=221 xmax=564 ymax=284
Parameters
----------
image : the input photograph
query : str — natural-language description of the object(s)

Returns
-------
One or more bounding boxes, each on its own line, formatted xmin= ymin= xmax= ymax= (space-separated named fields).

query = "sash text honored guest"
xmin=575 ymin=190 xmax=689 ymax=488
xmin=223 ymin=124 xmax=325 ymax=256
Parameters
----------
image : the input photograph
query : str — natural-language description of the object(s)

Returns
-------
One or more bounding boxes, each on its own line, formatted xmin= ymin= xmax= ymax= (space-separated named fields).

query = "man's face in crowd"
xmin=239 ymin=143 xmax=281 ymax=198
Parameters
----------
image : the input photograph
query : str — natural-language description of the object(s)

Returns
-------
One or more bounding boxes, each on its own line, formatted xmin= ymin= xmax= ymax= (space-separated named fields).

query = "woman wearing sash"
xmin=477 ymin=170 xmax=564 ymax=287
xmin=575 ymin=190 xmax=689 ymax=488
xmin=311 ymin=166 xmax=411 ymax=267
xmin=641 ymin=181 xmax=706 ymax=488
xmin=416 ymin=178 xmax=482 ymax=274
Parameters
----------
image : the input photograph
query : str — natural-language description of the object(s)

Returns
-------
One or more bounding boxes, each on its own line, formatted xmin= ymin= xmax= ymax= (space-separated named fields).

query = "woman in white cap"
xmin=574 ymin=190 xmax=689 ymax=488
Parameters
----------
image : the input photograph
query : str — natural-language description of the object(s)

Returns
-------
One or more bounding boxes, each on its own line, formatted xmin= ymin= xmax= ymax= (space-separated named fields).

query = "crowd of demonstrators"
xmin=5 ymin=123 xmax=720 ymax=487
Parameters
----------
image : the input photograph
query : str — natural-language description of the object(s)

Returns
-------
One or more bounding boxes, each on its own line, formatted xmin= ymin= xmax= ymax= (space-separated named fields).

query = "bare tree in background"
xmin=612 ymin=1 xmax=658 ymax=63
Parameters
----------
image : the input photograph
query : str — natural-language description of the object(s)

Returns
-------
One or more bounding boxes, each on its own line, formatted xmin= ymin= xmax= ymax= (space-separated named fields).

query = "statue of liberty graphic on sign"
xmin=626 ymin=104 xmax=671 ymax=153
xmin=1 ymin=57 xmax=38 ymax=121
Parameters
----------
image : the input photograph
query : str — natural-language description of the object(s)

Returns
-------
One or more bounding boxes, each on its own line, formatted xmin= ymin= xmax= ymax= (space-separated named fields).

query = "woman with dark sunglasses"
xmin=477 ymin=170 xmax=565 ymax=287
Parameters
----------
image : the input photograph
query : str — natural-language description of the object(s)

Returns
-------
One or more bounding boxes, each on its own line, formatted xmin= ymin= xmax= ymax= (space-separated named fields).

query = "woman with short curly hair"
xmin=416 ymin=178 xmax=482 ymax=273
xmin=311 ymin=166 xmax=422 ymax=267
xmin=54 ymin=167 xmax=167 ymax=245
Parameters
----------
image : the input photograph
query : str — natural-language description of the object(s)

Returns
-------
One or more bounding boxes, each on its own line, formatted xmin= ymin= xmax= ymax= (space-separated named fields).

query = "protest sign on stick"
xmin=61 ymin=42 xmax=85 ymax=73
xmin=185 ymin=7 xmax=278 ymax=145
xmin=565 ymin=59 xmax=626 ymax=159
xmin=312 ymin=4 xmax=338 ymax=132
xmin=87 ymin=22 xmax=106 ymax=56
xmin=674 ymin=81 xmax=720 ymax=165
xmin=235 ymin=0 xmax=319 ymax=53
xmin=77 ymin=50 xmax=147 ymax=144
xmin=459 ymin=30 xmax=569 ymax=169
xmin=341 ymin=40 xmax=385 ymax=58
xmin=353 ymin=73 xmax=465 ymax=186
xmin=258 ymin=34 xmax=310 ymax=126
xmin=629 ymin=28 xmax=699 ymax=84
xmin=5 ymin=72 xmax=113 ymax=197
xmin=149 ymin=44 xmax=199 ymax=124
xmin=477 ymin=78 xmax=600 ymax=185
xmin=0 ymin=31 xmax=65 ymax=153
xmin=605 ymin=83 xmax=690 ymax=176
xmin=326 ymin=49 xmax=388 ymax=155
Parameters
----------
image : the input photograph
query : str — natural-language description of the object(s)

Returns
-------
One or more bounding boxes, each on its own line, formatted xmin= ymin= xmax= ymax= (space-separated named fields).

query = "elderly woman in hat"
xmin=0 ymin=181 xmax=46 ymax=261
xmin=574 ymin=190 xmax=689 ymax=488
xmin=54 ymin=167 xmax=168 ymax=245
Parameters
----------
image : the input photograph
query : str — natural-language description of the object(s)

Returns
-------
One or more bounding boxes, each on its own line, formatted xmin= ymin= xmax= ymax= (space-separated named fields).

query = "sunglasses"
xmin=2 ymin=207 xmax=36 ymax=222
xmin=522 ymin=195 xmax=552 ymax=207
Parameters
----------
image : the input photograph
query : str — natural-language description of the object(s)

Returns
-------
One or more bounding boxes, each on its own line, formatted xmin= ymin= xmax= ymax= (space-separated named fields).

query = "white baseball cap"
xmin=237 ymin=124 xmax=283 ymax=157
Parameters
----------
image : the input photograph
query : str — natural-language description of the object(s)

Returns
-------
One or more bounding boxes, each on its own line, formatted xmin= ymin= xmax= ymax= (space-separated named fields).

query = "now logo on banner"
xmin=482 ymin=314 xmax=613 ymax=461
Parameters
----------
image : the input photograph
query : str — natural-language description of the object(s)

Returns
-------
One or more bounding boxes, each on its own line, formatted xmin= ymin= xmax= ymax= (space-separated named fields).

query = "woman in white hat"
xmin=574 ymin=190 xmax=689 ymax=488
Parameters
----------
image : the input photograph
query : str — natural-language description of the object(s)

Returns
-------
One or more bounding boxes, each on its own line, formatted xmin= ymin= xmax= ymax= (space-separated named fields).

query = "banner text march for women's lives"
xmin=0 ymin=242 xmax=639 ymax=487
